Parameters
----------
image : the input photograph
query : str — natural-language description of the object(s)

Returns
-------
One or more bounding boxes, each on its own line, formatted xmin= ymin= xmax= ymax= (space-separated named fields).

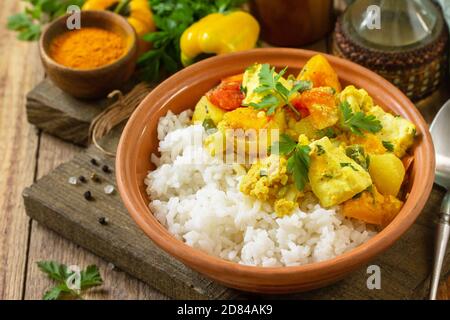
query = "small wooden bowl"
xmin=39 ymin=10 xmax=137 ymax=99
xmin=116 ymin=48 xmax=435 ymax=293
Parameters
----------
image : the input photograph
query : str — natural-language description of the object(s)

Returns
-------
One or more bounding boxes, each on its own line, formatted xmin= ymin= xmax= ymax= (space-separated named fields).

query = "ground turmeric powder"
xmin=50 ymin=27 xmax=125 ymax=70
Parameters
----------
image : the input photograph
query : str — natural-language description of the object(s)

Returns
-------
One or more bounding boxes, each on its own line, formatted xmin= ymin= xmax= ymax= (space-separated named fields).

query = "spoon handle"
xmin=429 ymin=191 xmax=450 ymax=300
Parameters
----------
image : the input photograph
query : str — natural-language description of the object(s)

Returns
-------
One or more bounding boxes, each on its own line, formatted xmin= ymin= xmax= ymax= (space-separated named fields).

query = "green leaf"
xmin=37 ymin=261 xmax=71 ymax=282
xmin=271 ymin=134 xmax=297 ymax=155
xmin=37 ymin=261 xmax=103 ymax=300
xmin=275 ymin=82 xmax=290 ymax=98
xmin=7 ymin=13 xmax=32 ymax=30
xmin=80 ymin=265 xmax=103 ymax=290
xmin=287 ymin=145 xmax=311 ymax=191
xmin=43 ymin=286 xmax=63 ymax=300
xmin=340 ymin=101 xmax=382 ymax=136
xmin=248 ymin=95 xmax=279 ymax=110
xmin=382 ymin=140 xmax=394 ymax=152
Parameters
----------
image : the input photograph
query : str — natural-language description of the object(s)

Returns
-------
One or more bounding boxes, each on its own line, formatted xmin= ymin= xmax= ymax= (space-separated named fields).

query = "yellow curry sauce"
xmin=192 ymin=54 xmax=416 ymax=227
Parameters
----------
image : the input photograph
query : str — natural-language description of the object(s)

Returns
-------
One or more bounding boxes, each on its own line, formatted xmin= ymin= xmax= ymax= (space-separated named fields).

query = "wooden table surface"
xmin=0 ymin=1 xmax=449 ymax=300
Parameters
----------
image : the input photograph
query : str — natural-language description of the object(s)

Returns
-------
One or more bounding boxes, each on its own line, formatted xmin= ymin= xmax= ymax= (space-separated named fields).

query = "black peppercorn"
xmin=98 ymin=217 xmax=109 ymax=225
xmin=83 ymin=191 xmax=93 ymax=201
xmin=90 ymin=158 xmax=99 ymax=166
xmin=102 ymin=165 xmax=110 ymax=173
xmin=79 ymin=175 xmax=87 ymax=183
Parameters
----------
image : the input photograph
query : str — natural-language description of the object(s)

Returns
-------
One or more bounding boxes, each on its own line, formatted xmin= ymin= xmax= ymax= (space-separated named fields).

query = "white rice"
xmin=145 ymin=111 xmax=376 ymax=267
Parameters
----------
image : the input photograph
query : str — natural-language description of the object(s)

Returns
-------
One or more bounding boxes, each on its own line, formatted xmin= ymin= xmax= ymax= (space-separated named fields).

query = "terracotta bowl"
xmin=40 ymin=10 xmax=137 ymax=99
xmin=116 ymin=48 xmax=435 ymax=293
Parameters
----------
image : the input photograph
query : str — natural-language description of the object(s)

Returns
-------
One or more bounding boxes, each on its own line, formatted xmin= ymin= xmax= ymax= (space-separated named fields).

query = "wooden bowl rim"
xmin=116 ymin=48 xmax=435 ymax=279
xmin=39 ymin=10 xmax=137 ymax=74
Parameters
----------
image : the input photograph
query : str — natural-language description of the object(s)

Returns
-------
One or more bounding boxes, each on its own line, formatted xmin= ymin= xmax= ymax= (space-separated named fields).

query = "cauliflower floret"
xmin=240 ymin=154 xmax=289 ymax=201
xmin=274 ymin=184 xmax=302 ymax=217
xmin=339 ymin=85 xmax=374 ymax=113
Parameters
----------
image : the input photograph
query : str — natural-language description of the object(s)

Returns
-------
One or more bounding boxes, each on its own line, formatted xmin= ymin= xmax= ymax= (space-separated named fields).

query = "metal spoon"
xmin=429 ymin=99 xmax=450 ymax=300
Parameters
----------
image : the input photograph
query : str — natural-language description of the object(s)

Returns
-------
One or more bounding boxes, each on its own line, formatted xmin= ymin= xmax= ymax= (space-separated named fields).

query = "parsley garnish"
xmin=37 ymin=261 xmax=103 ymax=300
xmin=271 ymin=134 xmax=311 ymax=191
xmin=247 ymin=64 xmax=312 ymax=116
xmin=382 ymin=140 xmax=394 ymax=152
xmin=340 ymin=101 xmax=382 ymax=136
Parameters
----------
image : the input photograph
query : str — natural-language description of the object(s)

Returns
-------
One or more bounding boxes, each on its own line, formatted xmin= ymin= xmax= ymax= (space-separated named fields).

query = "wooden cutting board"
xmin=22 ymin=124 xmax=449 ymax=300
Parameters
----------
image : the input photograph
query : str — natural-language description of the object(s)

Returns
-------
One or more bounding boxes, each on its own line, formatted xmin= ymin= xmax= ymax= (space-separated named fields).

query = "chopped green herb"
xmin=382 ymin=140 xmax=394 ymax=152
xmin=317 ymin=127 xmax=337 ymax=139
xmin=37 ymin=261 xmax=103 ymax=300
xmin=340 ymin=101 xmax=382 ymax=136
xmin=345 ymin=145 xmax=369 ymax=170
xmin=202 ymin=117 xmax=217 ymax=134
xmin=316 ymin=144 xmax=325 ymax=156
xmin=340 ymin=162 xmax=358 ymax=171
xmin=322 ymin=173 xmax=333 ymax=179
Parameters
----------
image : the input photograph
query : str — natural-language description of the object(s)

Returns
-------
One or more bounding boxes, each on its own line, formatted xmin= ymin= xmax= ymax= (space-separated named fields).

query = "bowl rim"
xmin=116 ymin=48 xmax=435 ymax=278
xmin=39 ymin=10 xmax=137 ymax=73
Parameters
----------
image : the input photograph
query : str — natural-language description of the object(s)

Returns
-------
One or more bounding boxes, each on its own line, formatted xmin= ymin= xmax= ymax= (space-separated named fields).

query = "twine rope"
xmin=88 ymin=82 xmax=152 ymax=156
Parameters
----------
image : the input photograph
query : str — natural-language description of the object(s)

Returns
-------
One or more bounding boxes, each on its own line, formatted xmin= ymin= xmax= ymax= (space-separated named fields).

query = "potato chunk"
xmin=192 ymin=96 xmax=226 ymax=125
xmin=369 ymin=153 xmax=405 ymax=196
xmin=308 ymin=137 xmax=372 ymax=208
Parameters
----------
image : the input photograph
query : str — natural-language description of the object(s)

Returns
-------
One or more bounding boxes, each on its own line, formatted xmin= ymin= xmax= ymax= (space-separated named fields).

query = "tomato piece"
xmin=207 ymin=80 xmax=244 ymax=111
xmin=291 ymin=98 xmax=311 ymax=118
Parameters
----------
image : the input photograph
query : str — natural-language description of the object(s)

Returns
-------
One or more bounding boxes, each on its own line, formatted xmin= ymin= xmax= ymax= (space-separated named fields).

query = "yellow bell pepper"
xmin=180 ymin=11 xmax=260 ymax=66
xmin=82 ymin=0 xmax=156 ymax=54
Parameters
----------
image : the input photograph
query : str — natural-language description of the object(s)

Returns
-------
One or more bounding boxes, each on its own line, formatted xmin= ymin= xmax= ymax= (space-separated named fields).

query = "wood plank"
xmin=0 ymin=1 xmax=43 ymax=299
xmin=22 ymin=127 xmax=449 ymax=300
xmin=26 ymin=79 xmax=111 ymax=147
xmin=24 ymin=133 xmax=165 ymax=299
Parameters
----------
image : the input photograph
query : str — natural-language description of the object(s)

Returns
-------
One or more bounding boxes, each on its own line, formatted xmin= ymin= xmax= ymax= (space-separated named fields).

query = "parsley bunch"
xmin=247 ymin=64 xmax=312 ymax=116
xmin=138 ymin=0 xmax=248 ymax=82
xmin=271 ymin=134 xmax=311 ymax=191
xmin=7 ymin=0 xmax=85 ymax=41
xmin=339 ymin=101 xmax=382 ymax=136
xmin=37 ymin=261 xmax=103 ymax=300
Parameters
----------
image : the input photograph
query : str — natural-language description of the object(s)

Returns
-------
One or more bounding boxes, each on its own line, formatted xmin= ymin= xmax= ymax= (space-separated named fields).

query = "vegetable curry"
xmin=192 ymin=54 xmax=416 ymax=227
